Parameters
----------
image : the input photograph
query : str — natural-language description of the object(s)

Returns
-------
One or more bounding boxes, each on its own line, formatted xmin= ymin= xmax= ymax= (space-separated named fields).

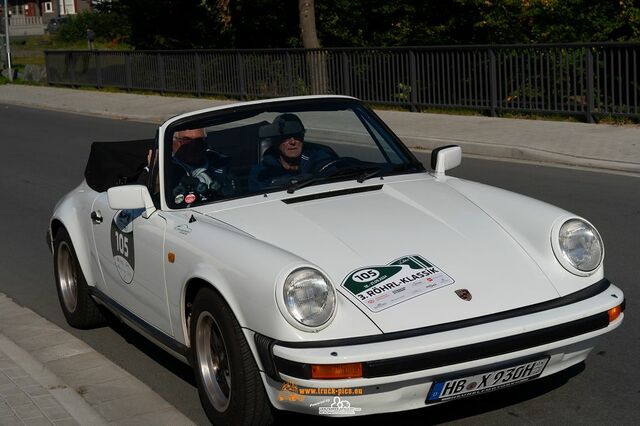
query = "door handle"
xmin=91 ymin=211 xmax=103 ymax=224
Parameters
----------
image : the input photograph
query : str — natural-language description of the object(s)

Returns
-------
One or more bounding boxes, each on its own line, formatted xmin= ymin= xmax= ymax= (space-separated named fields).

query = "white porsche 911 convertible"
xmin=47 ymin=96 xmax=624 ymax=424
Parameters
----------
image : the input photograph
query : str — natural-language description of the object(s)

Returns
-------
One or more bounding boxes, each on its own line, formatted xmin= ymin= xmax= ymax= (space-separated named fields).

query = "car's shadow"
xmin=104 ymin=311 xmax=197 ymax=387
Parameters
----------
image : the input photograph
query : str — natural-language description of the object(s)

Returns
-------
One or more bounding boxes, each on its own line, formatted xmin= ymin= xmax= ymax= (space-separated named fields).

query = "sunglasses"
xmin=174 ymin=136 xmax=205 ymax=148
xmin=279 ymin=133 xmax=304 ymax=142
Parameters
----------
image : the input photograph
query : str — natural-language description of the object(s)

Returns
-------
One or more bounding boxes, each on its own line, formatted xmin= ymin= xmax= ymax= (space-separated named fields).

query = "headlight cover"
xmin=282 ymin=268 xmax=336 ymax=330
xmin=554 ymin=218 xmax=604 ymax=275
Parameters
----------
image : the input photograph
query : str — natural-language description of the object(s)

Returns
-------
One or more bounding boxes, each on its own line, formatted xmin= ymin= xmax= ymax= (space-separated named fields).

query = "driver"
xmin=248 ymin=114 xmax=337 ymax=192
xmin=170 ymin=128 xmax=236 ymax=205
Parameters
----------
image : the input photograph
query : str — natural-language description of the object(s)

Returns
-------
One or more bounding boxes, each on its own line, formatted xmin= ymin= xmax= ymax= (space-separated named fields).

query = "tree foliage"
xmin=88 ymin=0 xmax=640 ymax=49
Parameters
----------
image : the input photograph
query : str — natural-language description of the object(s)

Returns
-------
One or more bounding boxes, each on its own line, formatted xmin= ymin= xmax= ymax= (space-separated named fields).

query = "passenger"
xmin=248 ymin=114 xmax=337 ymax=192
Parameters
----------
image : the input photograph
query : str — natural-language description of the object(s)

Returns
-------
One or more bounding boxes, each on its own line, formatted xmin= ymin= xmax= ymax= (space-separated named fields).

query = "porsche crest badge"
xmin=455 ymin=289 xmax=472 ymax=301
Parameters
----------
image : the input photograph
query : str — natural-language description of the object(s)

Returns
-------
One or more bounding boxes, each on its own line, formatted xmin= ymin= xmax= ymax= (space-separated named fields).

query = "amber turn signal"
xmin=608 ymin=304 xmax=623 ymax=323
xmin=311 ymin=363 xmax=363 ymax=380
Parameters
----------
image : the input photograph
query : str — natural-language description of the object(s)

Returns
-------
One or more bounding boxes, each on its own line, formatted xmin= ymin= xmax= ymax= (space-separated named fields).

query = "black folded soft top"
xmin=84 ymin=139 xmax=154 ymax=193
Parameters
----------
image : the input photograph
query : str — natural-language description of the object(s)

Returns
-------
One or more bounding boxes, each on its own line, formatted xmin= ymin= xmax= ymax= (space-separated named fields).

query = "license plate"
xmin=426 ymin=357 xmax=549 ymax=403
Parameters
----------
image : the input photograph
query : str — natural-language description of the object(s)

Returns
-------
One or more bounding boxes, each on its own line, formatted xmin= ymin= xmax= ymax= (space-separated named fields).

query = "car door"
xmin=90 ymin=192 xmax=173 ymax=335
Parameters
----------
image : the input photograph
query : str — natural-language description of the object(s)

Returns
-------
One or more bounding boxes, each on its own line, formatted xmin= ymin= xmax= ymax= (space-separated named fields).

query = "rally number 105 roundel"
xmin=110 ymin=209 xmax=142 ymax=284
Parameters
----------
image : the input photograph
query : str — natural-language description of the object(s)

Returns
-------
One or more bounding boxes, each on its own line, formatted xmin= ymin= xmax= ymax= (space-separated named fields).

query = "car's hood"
xmin=203 ymin=177 xmax=560 ymax=333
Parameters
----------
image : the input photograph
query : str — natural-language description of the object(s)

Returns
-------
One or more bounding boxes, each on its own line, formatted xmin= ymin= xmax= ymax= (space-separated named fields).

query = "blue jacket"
xmin=248 ymin=144 xmax=337 ymax=192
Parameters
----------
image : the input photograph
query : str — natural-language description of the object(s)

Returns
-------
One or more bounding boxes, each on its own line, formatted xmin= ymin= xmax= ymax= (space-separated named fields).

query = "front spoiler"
xmin=256 ymin=281 xmax=624 ymax=416
xmin=256 ymin=280 xmax=622 ymax=381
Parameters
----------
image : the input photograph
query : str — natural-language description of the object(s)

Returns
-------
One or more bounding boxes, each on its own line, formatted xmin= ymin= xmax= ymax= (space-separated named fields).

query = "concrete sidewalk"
xmin=0 ymin=293 xmax=194 ymax=426
xmin=1 ymin=84 xmax=639 ymax=175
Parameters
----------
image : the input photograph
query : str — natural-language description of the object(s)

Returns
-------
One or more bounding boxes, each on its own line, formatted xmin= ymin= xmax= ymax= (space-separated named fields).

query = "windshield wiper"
xmin=357 ymin=162 xmax=425 ymax=183
xmin=286 ymin=163 xmax=425 ymax=194
xmin=286 ymin=176 xmax=324 ymax=194
xmin=286 ymin=166 xmax=376 ymax=193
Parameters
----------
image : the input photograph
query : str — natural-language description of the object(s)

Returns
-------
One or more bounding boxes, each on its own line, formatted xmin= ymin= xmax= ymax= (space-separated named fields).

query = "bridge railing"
xmin=45 ymin=43 xmax=640 ymax=122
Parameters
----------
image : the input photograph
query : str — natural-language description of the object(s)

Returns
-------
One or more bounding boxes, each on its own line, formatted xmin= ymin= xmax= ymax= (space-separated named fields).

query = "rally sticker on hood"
xmin=341 ymin=255 xmax=454 ymax=313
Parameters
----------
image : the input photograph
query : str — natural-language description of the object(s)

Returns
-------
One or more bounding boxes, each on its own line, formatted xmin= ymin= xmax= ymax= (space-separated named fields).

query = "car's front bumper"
xmin=255 ymin=280 xmax=624 ymax=416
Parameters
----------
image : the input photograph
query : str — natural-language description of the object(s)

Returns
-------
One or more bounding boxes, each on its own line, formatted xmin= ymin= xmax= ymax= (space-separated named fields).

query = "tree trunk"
xmin=299 ymin=0 xmax=320 ymax=49
xmin=298 ymin=0 xmax=327 ymax=94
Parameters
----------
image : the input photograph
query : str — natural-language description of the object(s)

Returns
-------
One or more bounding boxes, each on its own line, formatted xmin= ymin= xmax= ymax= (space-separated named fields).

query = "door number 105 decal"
xmin=110 ymin=209 xmax=141 ymax=284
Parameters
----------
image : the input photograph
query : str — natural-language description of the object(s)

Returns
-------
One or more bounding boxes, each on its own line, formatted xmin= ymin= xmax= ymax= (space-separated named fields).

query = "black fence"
xmin=45 ymin=43 xmax=640 ymax=122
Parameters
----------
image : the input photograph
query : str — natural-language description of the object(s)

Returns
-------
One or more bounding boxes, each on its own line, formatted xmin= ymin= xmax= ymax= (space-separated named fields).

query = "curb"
xmin=0 ymin=333 xmax=108 ymax=425
xmin=0 ymin=293 xmax=194 ymax=425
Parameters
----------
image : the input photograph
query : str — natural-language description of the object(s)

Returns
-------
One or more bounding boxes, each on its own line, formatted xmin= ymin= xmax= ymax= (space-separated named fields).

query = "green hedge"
xmin=56 ymin=12 xmax=130 ymax=44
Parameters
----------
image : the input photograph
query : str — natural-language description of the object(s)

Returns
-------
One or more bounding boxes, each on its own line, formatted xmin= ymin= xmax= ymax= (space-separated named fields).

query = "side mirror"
xmin=431 ymin=145 xmax=462 ymax=175
xmin=107 ymin=185 xmax=156 ymax=219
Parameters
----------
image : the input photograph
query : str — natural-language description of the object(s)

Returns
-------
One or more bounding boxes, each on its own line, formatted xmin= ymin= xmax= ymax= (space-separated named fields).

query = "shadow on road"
xmin=104 ymin=310 xmax=197 ymax=387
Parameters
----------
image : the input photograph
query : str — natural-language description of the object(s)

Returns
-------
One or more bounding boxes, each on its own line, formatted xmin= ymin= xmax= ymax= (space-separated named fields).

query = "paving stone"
xmin=0 ymin=415 xmax=23 ymax=425
xmin=40 ymin=405 xmax=72 ymax=422
xmin=12 ymin=376 xmax=39 ymax=389
xmin=21 ymin=386 xmax=49 ymax=398
xmin=13 ymin=402 xmax=44 ymax=420
xmin=0 ymin=375 xmax=13 ymax=386
xmin=52 ymin=418 xmax=79 ymax=426
xmin=0 ymin=360 xmax=16 ymax=370
xmin=3 ymin=368 xmax=28 ymax=380
xmin=0 ymin=401 xmax=14 ymax=417
xmin=23 ymin=417 xmax=54 ymax=426
xmin=31 ymin=396 xmax=59 ymax=410
xmin=3 ymin=393 xmax=32 ymax=407
xmin=0 ymin=384 xmax=23 ymax=397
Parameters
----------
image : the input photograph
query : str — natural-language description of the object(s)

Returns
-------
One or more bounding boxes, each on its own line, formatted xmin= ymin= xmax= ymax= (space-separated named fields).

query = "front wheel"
xmin=190 ymin=288 xmax=273 ymax=426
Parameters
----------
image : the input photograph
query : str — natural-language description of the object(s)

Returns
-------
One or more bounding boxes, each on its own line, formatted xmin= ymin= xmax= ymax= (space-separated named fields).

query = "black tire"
xmin=190 ymin=287 xmax=273 ymax=426
xmin=53 ymin=227 xmax=106 ymax=329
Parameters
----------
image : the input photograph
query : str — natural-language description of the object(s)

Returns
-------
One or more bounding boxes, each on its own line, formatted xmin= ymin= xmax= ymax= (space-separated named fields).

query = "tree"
xmin=299 ymin=0 xmax=320 ymax=48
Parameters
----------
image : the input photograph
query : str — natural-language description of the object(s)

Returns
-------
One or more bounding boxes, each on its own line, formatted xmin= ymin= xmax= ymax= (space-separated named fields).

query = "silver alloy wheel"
xmin=57 ymin=241 xmax=78 ymax=313
xmin=196 ymin=311 xmax=232 ymax=411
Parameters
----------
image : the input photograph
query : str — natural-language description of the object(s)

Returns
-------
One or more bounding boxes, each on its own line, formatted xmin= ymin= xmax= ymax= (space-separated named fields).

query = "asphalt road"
xmin=0 ymin=103 xmax=637 ymax=425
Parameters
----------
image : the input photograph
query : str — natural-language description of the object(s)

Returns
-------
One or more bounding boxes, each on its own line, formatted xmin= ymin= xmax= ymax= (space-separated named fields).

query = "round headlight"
xmin=557 ymin=219 xmax=604 ymax=273
xmin=283 ymin=268 xmax=336 ymax=329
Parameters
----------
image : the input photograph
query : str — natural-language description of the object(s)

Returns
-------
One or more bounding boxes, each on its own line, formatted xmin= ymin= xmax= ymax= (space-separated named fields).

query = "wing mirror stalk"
xmin=431 ymin=145 xmax=462 ymax=175
xmin=107 ymin=185 xmax=157 ymax=219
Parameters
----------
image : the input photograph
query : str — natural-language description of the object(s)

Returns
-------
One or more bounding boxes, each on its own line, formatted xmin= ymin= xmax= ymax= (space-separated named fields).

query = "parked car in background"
xmin=48 ymin=96 xmax=625 ymax=424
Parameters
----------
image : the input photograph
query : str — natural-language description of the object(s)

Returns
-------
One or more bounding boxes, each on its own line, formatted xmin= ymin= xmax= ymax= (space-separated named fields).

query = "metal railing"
xmin=45 ymin=43 xmax=640 ymax=122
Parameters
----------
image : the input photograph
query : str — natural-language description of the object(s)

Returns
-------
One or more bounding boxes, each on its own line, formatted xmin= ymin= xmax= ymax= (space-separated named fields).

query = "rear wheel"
xmin=190 ymin=288 xmax=273 ymax=426
xmin=53 ymin=228 xmax=105 ymax=329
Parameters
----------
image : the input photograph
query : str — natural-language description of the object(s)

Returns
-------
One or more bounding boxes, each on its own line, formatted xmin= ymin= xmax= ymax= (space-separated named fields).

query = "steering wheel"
xmin=315 ymin=158 xmax=343 ymax=174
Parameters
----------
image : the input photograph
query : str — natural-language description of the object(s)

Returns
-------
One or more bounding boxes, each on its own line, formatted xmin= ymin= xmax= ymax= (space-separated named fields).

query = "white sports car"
xmin=48 ymin=96 xmax=624 ymax=424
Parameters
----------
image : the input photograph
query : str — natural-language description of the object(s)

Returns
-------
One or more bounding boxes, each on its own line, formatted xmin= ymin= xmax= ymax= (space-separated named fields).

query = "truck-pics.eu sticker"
xmin=341 ymin=255 xmax=454 ymax=312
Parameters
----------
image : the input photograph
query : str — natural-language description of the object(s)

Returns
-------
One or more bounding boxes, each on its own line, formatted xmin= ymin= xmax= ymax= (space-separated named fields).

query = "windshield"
xmin=164 ymin=99 xmax=423 ymax=208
